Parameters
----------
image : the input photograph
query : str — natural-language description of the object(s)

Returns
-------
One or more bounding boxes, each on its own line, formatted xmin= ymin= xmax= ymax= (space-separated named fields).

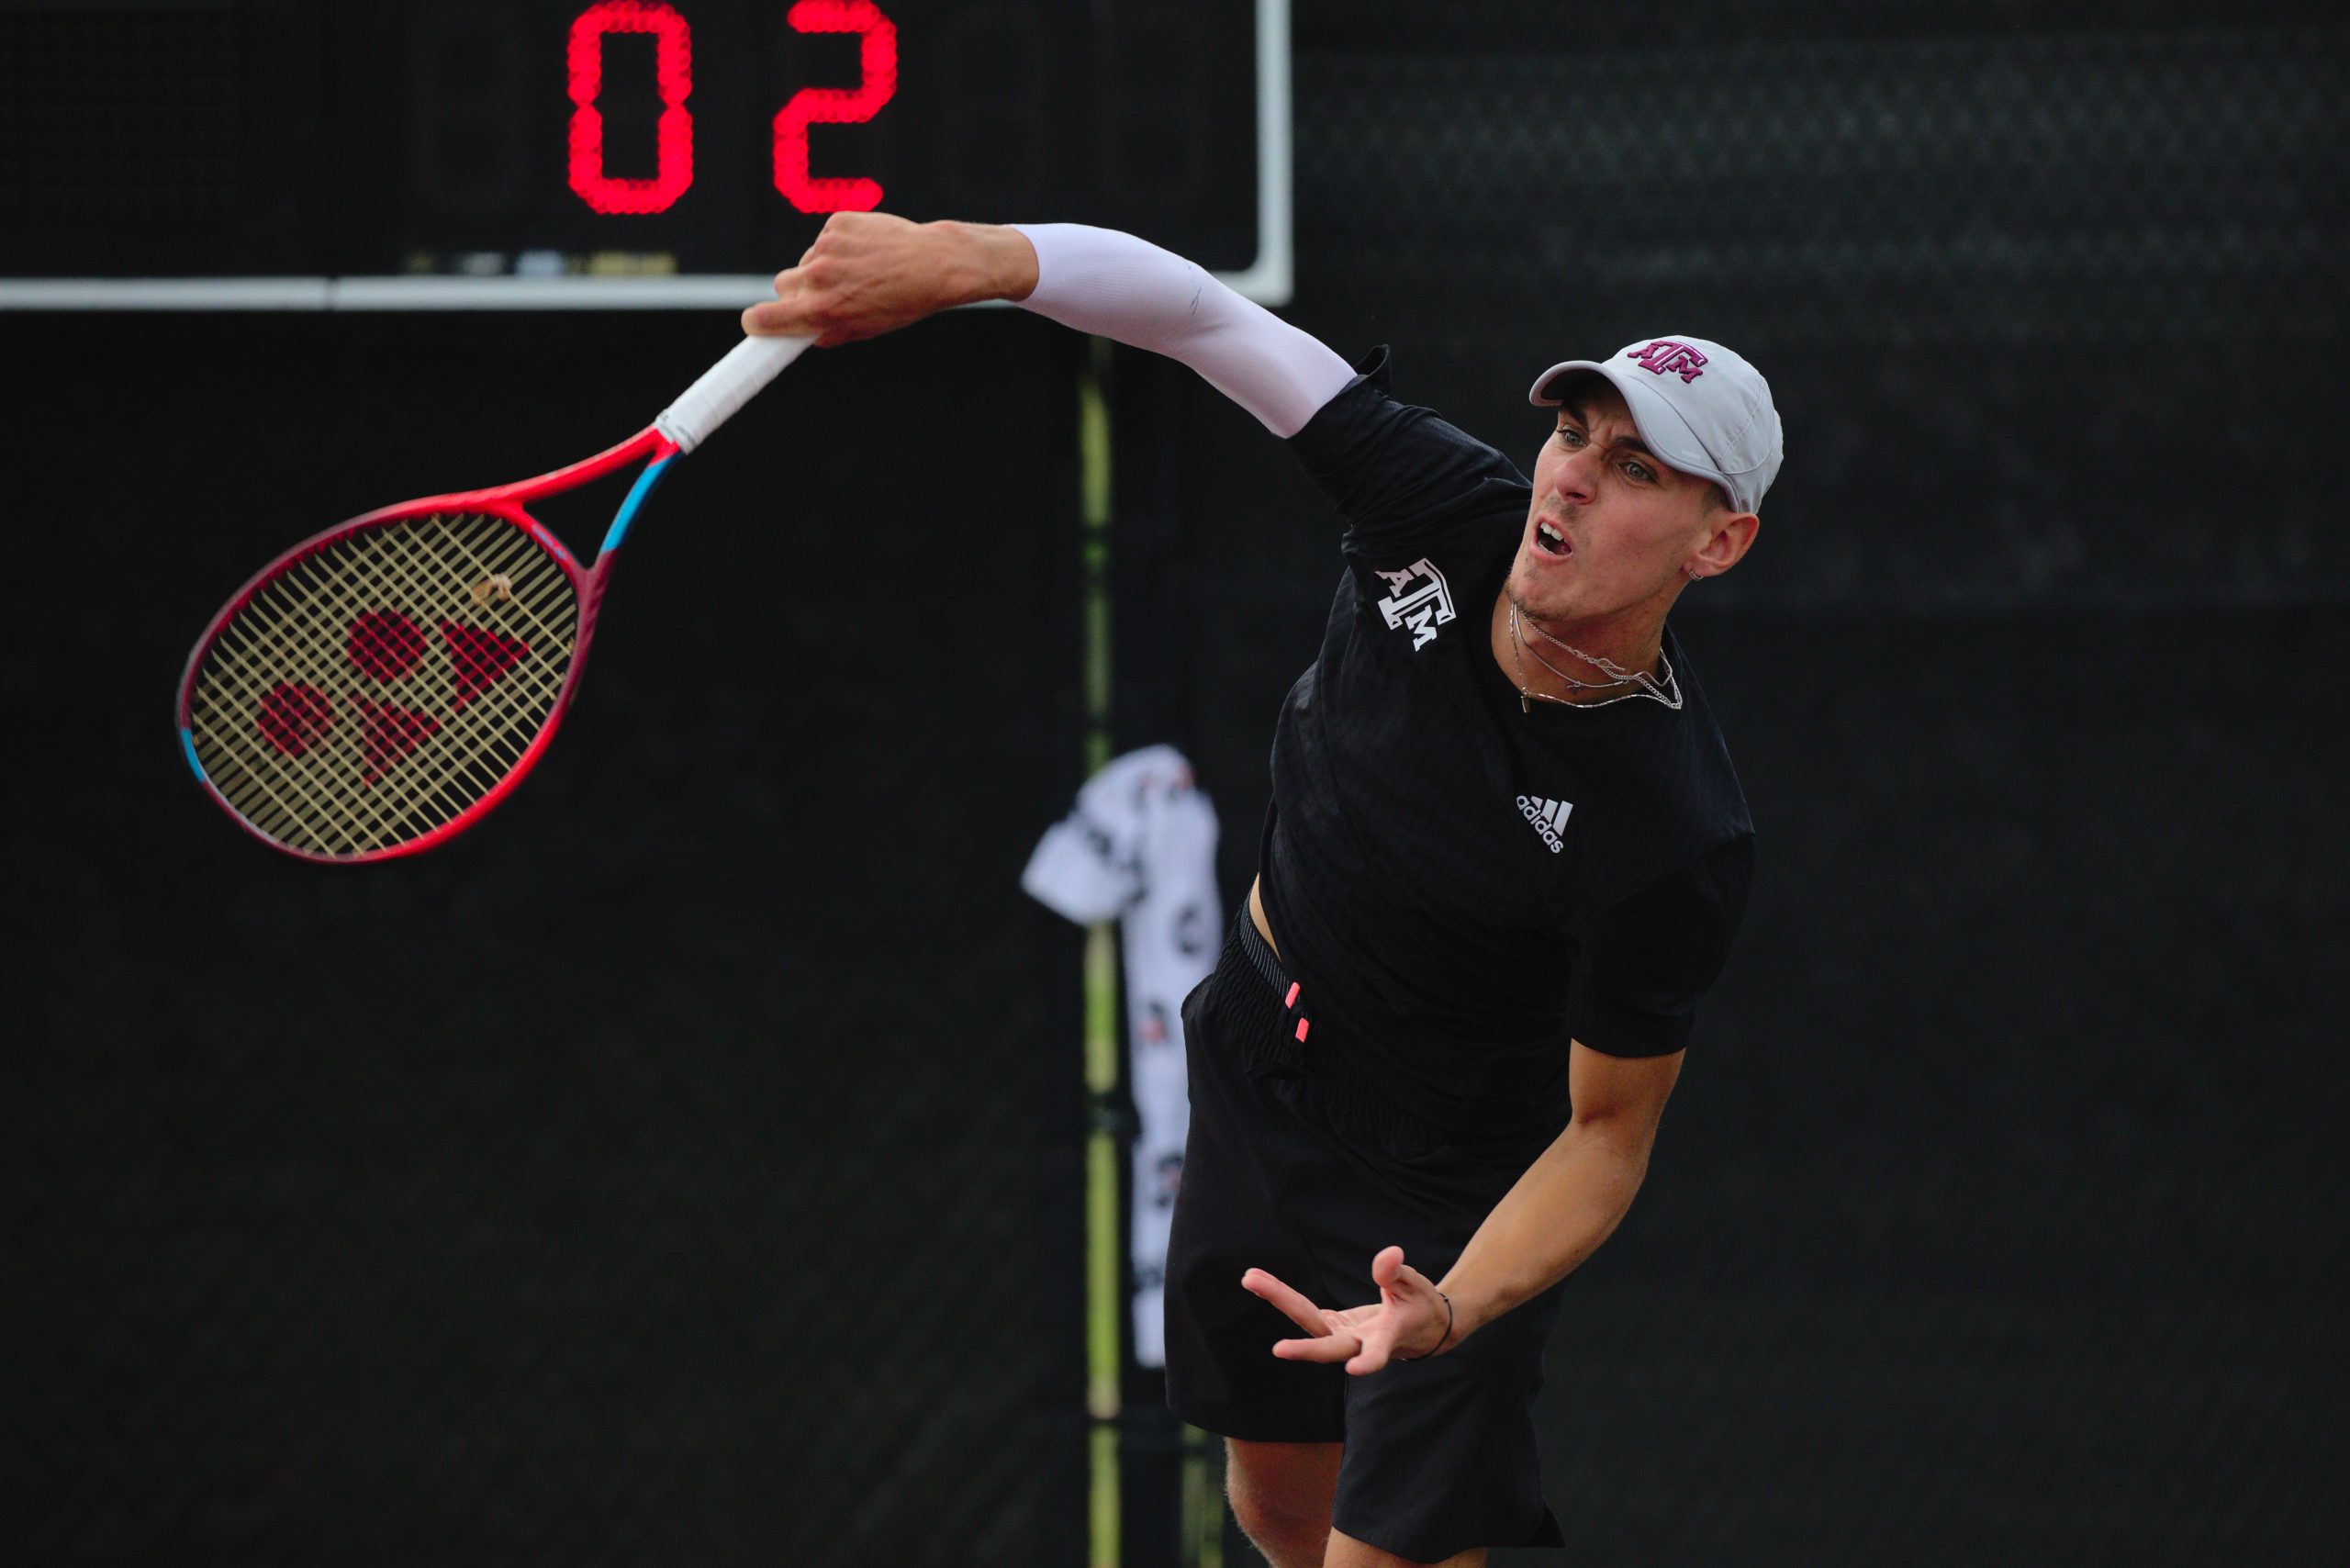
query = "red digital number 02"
xmin=564 ymin=1 xmax=895 ymax=218
xmin=566 ymin=1 xmax=695 ymax=215
xmin=773 ymin=1 xmax=899 ymax=214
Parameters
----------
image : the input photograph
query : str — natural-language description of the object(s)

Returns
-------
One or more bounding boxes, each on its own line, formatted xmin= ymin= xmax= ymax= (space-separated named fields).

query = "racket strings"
xmin=188 ymin=512 xmax=579 ymax=857
xmin=196 ymin=519 xmax=570 ymax=852
xmin=195 ymin=528 xmax=547 ymax=853
xmin=203 ymin=530 xmax=548 ymax=844
xmin=198 ymin=568 xmax=440 ymax=851
xmin=257 ymin=517 xmax=573 ymax=838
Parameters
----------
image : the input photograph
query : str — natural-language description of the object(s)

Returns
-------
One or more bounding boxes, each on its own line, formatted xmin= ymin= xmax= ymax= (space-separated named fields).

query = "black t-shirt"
xmin=1258 ymin=347 xmax=1755 ymax=1148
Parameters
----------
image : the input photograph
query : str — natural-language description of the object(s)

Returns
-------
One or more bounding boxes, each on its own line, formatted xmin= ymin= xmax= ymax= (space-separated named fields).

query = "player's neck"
xmin=1490 ymin=591 xmax=1668 ymax=706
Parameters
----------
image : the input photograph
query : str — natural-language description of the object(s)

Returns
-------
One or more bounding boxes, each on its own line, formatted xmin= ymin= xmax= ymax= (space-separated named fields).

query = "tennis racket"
xmin=177 ymin=331 xmax=814 ymax=863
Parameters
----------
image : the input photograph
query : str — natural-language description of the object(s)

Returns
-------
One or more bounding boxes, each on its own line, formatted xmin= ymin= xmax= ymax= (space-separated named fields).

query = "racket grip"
xmin=655 ymin=333 xmax=815 ymax=454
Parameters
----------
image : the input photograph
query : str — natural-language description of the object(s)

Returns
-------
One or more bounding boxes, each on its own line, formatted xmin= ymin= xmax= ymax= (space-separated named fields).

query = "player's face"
xmin=1509 ymin=382 xmax=1727 ymax=625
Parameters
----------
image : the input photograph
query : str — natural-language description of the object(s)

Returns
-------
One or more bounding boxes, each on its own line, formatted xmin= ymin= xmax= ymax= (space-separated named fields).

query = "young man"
xmin=746 ymin=215 xmax=1777 ymax=1568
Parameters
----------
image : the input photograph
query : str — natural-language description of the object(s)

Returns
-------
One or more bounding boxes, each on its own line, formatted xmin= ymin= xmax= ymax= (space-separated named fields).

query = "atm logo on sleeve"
xmin=1373 ymin=559 xmax=1456 ymax=650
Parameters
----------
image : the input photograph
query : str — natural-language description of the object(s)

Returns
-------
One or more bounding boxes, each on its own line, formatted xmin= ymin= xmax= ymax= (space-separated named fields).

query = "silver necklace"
xmin=1506 ymin=602 xmax=1684 ymax=711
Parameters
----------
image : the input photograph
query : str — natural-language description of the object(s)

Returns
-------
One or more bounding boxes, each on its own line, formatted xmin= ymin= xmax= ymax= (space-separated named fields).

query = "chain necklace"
xmin=1506 ymin=602 xmax=1684 ymax=711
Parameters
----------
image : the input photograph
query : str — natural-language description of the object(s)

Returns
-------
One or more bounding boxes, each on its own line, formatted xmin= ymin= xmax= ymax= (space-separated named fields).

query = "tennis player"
xmin=747 ymin=215 xmax=1775 ymax=1568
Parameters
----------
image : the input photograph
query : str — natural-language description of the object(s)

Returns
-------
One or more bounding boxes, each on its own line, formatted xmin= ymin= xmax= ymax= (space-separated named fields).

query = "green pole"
xmin=1079 ymin=336 xmax=1121 ymax=1568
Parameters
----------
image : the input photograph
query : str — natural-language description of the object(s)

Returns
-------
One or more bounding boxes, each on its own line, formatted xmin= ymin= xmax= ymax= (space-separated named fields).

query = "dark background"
xmin=9 ymin=1 xmax=2350 ymax=1564
xmin=9 ymin=312 xmax=1093 ymax=1565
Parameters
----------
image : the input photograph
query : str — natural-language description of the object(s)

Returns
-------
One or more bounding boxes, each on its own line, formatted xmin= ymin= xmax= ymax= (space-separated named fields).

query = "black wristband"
xmin=1399 ymin=1290 xmax=1454 ymax=1362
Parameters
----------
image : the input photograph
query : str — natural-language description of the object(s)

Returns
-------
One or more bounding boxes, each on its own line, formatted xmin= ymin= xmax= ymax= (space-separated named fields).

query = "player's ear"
xmin=1684 ymin=510 xmax=1759 ymax=583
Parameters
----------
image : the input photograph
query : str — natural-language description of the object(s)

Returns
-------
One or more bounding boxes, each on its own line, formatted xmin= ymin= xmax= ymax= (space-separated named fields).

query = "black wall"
xmin=6 ymin=310 xmax=1091 ymax=1566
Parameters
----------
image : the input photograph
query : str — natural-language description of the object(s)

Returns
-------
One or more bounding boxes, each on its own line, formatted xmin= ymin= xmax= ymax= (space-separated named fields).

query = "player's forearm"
xmin=1436 ymin=1122 xmax=1654 ymax=1344
xmin=1009 ymin=222 xmax=1353 ymax=437
xmin=745 ymin=216 xmax=1350 ymax=433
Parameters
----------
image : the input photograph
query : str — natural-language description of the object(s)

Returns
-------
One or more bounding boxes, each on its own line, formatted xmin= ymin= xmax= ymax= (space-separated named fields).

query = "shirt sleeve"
xmin=1285 ymin=345 xmax=1534 ymax=554
xmin=1565 ymin=835 xmax=1755 ymax=1058
xmin=1011 ymin=222 xmax=1355 ymax=438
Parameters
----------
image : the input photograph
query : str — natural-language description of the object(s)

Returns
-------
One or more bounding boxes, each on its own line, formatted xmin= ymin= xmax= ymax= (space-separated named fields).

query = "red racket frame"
xmin=175 ymin=426 xmax=679 ymax=864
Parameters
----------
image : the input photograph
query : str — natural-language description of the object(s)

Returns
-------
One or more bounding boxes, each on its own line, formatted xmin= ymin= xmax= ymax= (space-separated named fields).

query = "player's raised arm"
xmin=744 ymin=213 xmax=1355 ymax=438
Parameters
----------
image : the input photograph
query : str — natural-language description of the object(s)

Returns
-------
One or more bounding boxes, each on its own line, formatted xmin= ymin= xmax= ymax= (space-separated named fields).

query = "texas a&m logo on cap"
xmin=1626 ymin=340 xmax=1709 ymax=383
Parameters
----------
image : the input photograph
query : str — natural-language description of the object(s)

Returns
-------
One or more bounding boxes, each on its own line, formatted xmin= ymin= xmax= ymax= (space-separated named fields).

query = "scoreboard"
xmin=0 ymin=0 xmax=1289 ymax=306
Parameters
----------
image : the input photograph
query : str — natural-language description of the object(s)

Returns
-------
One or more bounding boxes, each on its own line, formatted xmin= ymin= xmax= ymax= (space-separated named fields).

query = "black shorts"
xmin=1165 ymin=910 xmax=1569 ymax=1562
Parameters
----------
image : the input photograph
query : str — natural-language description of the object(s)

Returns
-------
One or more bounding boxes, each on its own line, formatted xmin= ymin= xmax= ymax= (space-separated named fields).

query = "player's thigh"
xmin=1225 ymin=1438 xmax=1342 ymax=1533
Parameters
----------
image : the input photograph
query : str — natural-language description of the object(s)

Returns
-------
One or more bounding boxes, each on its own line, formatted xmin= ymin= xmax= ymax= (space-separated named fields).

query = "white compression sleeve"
xmin=1011 ymin=222 xmax=1356 ymax=439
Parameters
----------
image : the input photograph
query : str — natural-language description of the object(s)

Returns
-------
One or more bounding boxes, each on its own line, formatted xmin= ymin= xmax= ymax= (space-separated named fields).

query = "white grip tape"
xmin=654 ymin=333 xmax=814 ymax=454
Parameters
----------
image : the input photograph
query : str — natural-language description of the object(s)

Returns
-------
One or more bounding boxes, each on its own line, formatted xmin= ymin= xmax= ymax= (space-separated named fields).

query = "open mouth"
xmin=1535 ymin=519 xmax=1572 ymax=558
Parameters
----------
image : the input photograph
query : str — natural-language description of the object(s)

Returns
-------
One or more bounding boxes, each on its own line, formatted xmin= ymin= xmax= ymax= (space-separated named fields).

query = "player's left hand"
xmin=1242 ymin=1245 xmax=1453 ymax=1375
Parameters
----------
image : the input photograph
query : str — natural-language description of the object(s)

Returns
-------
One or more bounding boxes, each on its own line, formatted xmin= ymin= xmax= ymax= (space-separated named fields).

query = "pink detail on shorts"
xmin=1626 ymin=340 xmax=1709 ymax=383
xmin=1295 ymin=1018 xmax=1310 ymax=1043
xmin=1285 ymin=982 xmax=1300 ymax=1008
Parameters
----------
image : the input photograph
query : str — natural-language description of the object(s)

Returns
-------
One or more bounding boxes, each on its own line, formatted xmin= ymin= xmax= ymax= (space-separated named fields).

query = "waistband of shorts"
xmin=1228 ymin=906 xmax=1507 ymax=1162
xmin=1234 ymin=901 xmax=1292 ymax=1000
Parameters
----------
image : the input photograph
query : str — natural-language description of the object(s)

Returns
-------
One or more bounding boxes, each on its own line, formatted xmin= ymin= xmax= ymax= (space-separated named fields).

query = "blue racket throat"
xmin=600 ymin=455 xmax=676 ymax=554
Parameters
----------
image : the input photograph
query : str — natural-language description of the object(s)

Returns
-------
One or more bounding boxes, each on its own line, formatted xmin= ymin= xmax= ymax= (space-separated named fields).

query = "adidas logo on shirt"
xmin=1516 ymin=795 xmax=1572 ymax=854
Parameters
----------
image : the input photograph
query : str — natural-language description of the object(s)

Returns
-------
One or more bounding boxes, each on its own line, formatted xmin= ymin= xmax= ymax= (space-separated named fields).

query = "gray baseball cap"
xmin=1529 ymin=336 xmax=1783 ymax=514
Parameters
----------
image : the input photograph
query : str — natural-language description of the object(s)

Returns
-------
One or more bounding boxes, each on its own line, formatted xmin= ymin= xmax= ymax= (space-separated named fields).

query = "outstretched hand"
xmin=1242 ymin=1246 xmax=1454 ymax=1376
xmin=740 ymin=211 xmax=1035 ymax=346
